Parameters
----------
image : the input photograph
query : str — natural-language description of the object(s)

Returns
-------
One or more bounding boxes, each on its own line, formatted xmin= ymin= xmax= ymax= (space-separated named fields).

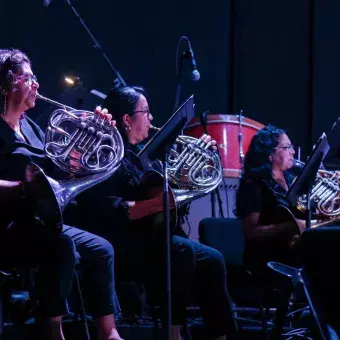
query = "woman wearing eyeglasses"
xmin=76 ymin=86 xmax=239 ymax=340
xmin=235 ymin=125 xmax=306 ymax=277
xmin=0 ymin=49 xmax=124 ymax=340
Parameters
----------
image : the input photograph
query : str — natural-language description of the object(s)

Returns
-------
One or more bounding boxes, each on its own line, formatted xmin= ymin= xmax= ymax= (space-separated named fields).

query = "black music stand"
xmin=286 ymin=133 xmax=330 ymax=229
xmin=323 ymin=116 xmax=340 ymax=170
xmin=137 ymin=95 xmax=195 ymax=340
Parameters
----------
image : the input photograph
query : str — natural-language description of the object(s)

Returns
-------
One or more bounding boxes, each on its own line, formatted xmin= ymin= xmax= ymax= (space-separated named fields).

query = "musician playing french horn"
xmin=0 ymin=49 xmax=124 ymax=340
xmin=75 ymin=86 xmax=239 ymax=340
xmin=235 ymin=125 xmax=307 ymax=278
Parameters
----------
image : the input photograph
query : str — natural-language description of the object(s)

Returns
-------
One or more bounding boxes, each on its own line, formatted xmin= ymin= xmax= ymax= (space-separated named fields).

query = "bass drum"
xmin=184 ymin=114 xmax=264 ymax=178
xmin=182 ymin=114 xmax=264 ymax=240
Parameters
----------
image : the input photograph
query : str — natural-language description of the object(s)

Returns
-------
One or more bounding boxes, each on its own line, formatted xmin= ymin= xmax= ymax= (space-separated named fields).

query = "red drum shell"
xmin=184 ymin=114 xmax=264 ymax=178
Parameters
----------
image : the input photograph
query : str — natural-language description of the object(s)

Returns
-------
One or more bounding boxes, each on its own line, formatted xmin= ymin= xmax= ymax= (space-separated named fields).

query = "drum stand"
xmin=238 ymin=110 xmax=245 ymax=167
xmin=210 ymin=189 xmax=225 ymax=218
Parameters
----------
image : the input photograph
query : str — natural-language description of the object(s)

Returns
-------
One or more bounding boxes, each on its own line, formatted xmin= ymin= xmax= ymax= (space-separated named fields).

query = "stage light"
xmin=64 ymin=75 xmax=82 ymax=87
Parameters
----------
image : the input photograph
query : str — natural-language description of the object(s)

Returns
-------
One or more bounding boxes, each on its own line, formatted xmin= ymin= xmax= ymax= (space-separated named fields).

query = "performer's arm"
xmin=243 ymin=211 xmax=304 ymax=241
xmin=0 ymin=180 xmax=23 ymax=202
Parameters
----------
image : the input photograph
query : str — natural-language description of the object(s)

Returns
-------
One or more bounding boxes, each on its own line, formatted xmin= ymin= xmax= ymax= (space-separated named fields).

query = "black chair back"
xmin=199 ymin=217 xmax=244 ymax=267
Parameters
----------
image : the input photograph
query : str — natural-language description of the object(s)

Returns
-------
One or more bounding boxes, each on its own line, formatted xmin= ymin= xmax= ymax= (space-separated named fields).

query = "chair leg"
xmin=270 ymin=289 xmax=291 ymax=340
xmin=0 ymin=298 xmax=3 ymax=339
xmin=301 ymin=277 xmax=337 ymax=340
xmin=258 ymin=302 xmax=270 ymax=340
xmin=73 ymin=271 xmax=91 ymax=340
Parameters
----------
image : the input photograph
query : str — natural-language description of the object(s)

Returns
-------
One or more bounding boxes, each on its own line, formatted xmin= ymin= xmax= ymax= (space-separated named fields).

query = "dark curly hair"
xmin=0 ymin=49 xmax=31 ymax=112
xmin=242 ymin=125 xmax=285 ymax=182
xmin=235 ymin=125 xmax=293 ymax=218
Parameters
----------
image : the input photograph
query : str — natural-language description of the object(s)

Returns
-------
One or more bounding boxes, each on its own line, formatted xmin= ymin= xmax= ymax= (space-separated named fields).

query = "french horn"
xmin=292 ymin=159 xmax=340 ymax=228
xmin=149 ymin=125 xmax=222 ymax=206
xmin=27 ymin=93 xmax=124 ymax=230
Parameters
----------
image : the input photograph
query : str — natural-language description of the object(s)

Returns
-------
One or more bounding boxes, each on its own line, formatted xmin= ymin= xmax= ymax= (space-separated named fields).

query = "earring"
xmin=125 ymin=125 xmax=131 ymax=131
xmin=2 ymin=91 xmax=8 ymax=116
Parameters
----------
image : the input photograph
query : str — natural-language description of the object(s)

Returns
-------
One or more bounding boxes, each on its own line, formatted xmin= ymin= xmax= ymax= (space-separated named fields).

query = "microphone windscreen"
xmin=43 ymin=0 xmax=52 ymax=7
xmin=190 ymin=70 xmax=200 ymax=81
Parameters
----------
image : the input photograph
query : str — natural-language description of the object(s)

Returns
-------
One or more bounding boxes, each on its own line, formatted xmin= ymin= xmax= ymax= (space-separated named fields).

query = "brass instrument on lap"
xmin=149 ymin=125 xmax=222 ymax=206
xmin=26 ymin=93 xmax=124 ymax=229
xmin=291 ymin=159 xmax=340 ymax=228
xmin=37 ymin=92 xmax=124 ymax=175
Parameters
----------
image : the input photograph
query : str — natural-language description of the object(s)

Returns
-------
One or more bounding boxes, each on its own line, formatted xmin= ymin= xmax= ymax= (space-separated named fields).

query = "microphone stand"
xmin=64 ymin=0 xmax=127 ymax=88
xmin=173 ymin=52 xmax=185 ymax=114
xmin=201 ymin=112 xmax=224 ymax=218
xmin=238 ymin=110 xmax=245 ymax=170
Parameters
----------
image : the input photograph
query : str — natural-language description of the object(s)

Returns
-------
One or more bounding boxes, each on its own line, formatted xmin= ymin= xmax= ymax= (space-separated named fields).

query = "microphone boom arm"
xmin=65 ymin=0 xmax=127 ymax=88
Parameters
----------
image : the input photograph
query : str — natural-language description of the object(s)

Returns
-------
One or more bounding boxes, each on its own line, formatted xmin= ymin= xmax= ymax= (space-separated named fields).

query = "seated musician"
xmin=0 ymin=48 xmax=123 ymax=340
xmin=235 ymin=125 xmax=306 ymax=276
xmin=76 ymin=86 xmax=239 ymax=340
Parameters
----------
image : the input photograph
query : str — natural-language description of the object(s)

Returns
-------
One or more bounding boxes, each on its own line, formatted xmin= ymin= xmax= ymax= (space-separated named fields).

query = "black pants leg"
xmin=63 ymin=225 xmax=121 ymax=318
xmin=109 ymin=227 xmax=236 ymax=338
xmin=172 ymin=236 xmax=238 ymax=339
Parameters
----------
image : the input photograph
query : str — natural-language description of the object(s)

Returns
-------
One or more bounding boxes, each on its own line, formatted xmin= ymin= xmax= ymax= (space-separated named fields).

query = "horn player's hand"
xmin=69 ymin=149 xmax=83 ymax=177
xmin=199 ymin=134 xmax=217 ymax=151
xmin=93 ymin=106 xmax=116 ymax=127
xmin=295 ymin=218 xmax=306 ymax=233
xmin=80 ymin=107 xmax=117 ymax=127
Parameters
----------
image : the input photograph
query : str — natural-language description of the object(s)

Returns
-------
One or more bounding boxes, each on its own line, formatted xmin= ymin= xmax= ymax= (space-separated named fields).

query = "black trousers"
xmin=0 ymin=222 xmax=120 ymax=318
xmin=110 ymin=225 xmax=238 ymax=339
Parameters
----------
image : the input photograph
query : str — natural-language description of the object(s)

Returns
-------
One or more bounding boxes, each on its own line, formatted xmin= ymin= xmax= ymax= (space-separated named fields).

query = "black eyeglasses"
xmin=16 ymin=74 xmax=38 ymax=86
xmin=131 ymin=108 xmax=151 ymax=116
xmin=274 ymin=144 xmax=295 ymax=151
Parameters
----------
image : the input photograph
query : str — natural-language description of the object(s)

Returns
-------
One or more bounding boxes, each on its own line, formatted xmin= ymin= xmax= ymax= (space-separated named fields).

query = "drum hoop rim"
xmin=186 ymin=119 xmax=264 ymax=130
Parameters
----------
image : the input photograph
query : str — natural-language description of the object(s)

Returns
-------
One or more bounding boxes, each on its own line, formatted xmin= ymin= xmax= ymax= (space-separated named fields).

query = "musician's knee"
xmin=94 ymin=235 xmax=115 ymax=261
xmin=207 ymin=247 xmax=225 ymax=267
xmin=199 ymin=245 xmax=226 ymax=273
xmin=59 ymin=233 xmax=77 ymax=263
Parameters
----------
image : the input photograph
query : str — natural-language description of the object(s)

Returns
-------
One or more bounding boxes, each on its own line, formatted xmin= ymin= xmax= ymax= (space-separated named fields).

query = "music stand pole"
xmin=162 ymin=152 xmax=172 ymax=340
xmin=306 ymin=186 xmax=312 ymax=229
xmin=137 ymin=96 xmax=195 ymax=340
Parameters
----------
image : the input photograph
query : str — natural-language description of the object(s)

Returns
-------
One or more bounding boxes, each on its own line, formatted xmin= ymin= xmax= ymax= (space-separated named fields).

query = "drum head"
xmin=185 ymin=114 xmax=264 ymax=178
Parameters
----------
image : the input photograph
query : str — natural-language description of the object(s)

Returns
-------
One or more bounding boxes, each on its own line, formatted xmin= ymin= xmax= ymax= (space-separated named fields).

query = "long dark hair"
xmin=103 ymin=85 xmax=146 ymax=138
xmin=242 ymin=125 xmax=285 ymax=182
xmin=235 ymin=125 xmax=288 ymax=218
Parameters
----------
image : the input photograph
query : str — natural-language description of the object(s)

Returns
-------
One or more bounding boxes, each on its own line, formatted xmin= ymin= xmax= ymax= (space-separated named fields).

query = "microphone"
xmin=43 ymin=0 xmax=52 ymax=7
xmin=186 ymin=40 xmax=200 ymax=81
